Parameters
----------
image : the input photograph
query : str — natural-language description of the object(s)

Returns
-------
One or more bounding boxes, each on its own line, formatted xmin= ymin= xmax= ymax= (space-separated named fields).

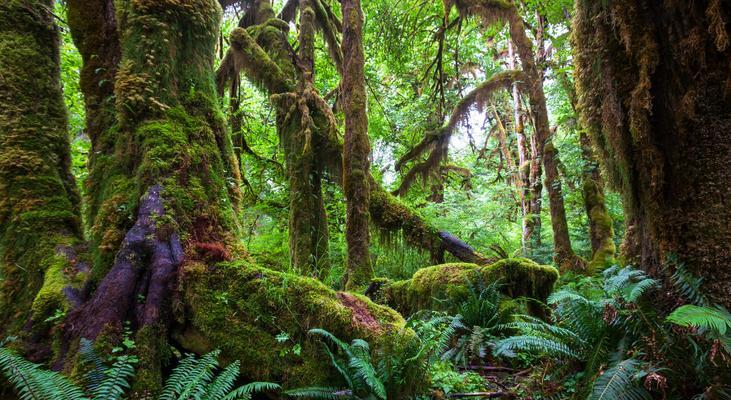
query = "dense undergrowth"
xmin=3 ymin=262 xmax=729 ymax=399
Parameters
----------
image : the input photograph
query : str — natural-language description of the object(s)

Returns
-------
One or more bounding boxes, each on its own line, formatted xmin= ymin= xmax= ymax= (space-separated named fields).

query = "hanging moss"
xmin=175 ymin=261 xmax=406 ymax=387
xmin=574 ymin=0 xmax=731 ymax=306
xmin=371 ymin=258 xmax=558 ymax=316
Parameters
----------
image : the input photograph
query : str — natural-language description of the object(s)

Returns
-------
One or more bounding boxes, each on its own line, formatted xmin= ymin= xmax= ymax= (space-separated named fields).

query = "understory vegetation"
xmin=1 ymin=0 xmax=729 ymax=399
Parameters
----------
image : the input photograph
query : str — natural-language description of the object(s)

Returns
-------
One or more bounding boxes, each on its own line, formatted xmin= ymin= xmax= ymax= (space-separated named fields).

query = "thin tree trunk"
xmin=556 ymin=68 xmax=616 ymax=271
xmin=342 ymin=0 xmax=374 ymax=289
xmin=503 ymin=4 xmax=581 ymax=270
xmin=508 ymin=41 xmax=540 ymax=256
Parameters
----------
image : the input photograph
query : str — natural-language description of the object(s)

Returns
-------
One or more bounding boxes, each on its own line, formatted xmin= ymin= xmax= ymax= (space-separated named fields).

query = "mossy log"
xmin=367 ymin=258 xmax=558 ymax=318
xmin=174 ymin=261 xmax=407 ymax=388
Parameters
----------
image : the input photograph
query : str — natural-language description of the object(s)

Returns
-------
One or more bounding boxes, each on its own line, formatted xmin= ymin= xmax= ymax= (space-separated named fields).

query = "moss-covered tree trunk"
xmin=342 ymin=0 xmax=374 ymax=289
xmin=508 ymin=27 xmax=542 ymax=257
xmin=575 ymin=0 xmax=731 ymax=307
xmin=579 ymin=130 xmax=615 ymax=270
xmin=0 ymin=1 xmax=406 ymax=393
xmin=504 ymin=3 xmax=580 ymax=270
xmin=556 ymin=56 xmax=616 ymax=272
xmin=0 ymin=0 xmax=84 ymax=345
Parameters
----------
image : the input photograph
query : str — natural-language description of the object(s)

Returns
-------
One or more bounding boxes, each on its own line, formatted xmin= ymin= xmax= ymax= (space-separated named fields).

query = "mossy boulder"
xmin=370 ymin=258 xmax=559 ymax=317
xmin=174 ymin=261 xmax=407 ymax=388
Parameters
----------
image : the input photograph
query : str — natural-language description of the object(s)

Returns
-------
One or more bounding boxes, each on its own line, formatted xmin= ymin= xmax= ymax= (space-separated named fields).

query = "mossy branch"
xmin=394 ymin=70 xmax=524 ymax=194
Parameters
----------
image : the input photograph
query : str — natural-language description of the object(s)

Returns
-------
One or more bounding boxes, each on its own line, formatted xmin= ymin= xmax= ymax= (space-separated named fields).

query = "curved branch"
xmin=394 ymin=70 xmax=524 ymax=192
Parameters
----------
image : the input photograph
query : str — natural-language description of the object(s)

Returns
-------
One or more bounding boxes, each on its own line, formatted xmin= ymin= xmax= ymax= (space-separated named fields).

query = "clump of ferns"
xmin=493 ymin=265 xmax=731 ymax=399
xmin=0 ymin=337 xmax=278 ymax=400
xmin=286 ymin=317 xmax=460 ymax=399
xmin=439 ymin=278 xmax=518 ymax=366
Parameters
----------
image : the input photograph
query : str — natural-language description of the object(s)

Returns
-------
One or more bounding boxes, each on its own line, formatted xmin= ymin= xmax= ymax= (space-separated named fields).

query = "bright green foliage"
xmin=666 ymin=305 xmax=731 ymax=353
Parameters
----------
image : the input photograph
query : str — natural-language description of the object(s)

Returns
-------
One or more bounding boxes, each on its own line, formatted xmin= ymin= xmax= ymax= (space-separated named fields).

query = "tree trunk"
xmin=579 ymin=130 xmax=615 ymax=271
xmin=342 ymin=0 xmax=374 ymax=289
xmin=0 ymin=0 xmax=83 ymax=344
xmin=220 ymin=9 xmax=494 ymax=266
xmin=0 ymin=1 xmax=405 ymax=393
xmin=507 ymin=41 xmax=540 ymax=256
xmin=574 ymin=0 xmax=731 ymax=307
xmin=502 ymin=3 xmax=581 ymax=270
xmin=555 ymin=55 xmax=616 ymax=272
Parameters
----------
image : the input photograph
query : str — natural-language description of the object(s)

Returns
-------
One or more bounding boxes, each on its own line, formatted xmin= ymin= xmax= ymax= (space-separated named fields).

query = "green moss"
xmin=131 ymin=324 xmax=169 ymax=397
xmin=31 ymin=251 xmax=86 ymax=325
xmin=0 ymin=0 xmax=82 ymax=334
xmin=376 ymin=258 xmax=559 ymax=316
xmin=175 ymin=261 xmax=405 ymax=387
xmin=369 ymin=187 xmax=441 ymax=253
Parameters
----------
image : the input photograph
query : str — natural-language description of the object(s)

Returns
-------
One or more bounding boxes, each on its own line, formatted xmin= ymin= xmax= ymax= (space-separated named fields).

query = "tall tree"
xmin=574 ymin=0 xmax=731 ymax=306
xmin=449 ymin=0 xmax=582 ymax=270
xmin=507 ymin=41 xmax=541 ymax=255
xmin=0 ymin=0 xmax=83 ymax=341
xmin=342 ymin=0 xmax=374 ymax=288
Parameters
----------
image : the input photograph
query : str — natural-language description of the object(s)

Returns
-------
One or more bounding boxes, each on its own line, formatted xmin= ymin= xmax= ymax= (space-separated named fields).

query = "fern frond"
xmin=79 ymin=339 xmax=107 ymax=393
xmin=666 ymin=305 xmax=731 ymax=336
xmin=174 ymin=351 xmax=220 ymax=400
xmin=90 ymin=355 xmax=134 ymax=400
xmin=309 ymin=329 xmax=351 ymax=356
xmin=669 ymin=261 xmax=710 ymax=307
xmin=222 ymin=381 xmax=281 ymax=400
xmin=284 ymin=386 xmax=350 ymax=399
xmin=0 ymin=346 xmax=87 ymax=400
xmin=202 ymin=361 xmax=240 ymax=400
xmin=160 ymin=352 xmax=202 ymax=400
xmin=589 ymin=358 xmax=651 ymax=400
xmin=348 ymin=355 xmax=386 ymax=399
xmin=493 ymin=335 xmax=579 ymax=359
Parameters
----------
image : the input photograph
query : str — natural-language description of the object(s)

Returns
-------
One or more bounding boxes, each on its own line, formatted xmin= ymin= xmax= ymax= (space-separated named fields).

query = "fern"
xmin=667 ymin=304 xmax=731 ymax=353
xmin=493 ymin=335 xmax=579 ymax=359
xmin=1 ymin=342 xmax=278 ymax=400
xmin=201 ymin=361 xmax=240 ymax=400
xmin=89 ymin=355 xmax=135 ymax=400
xmin=589 ymin=358 xmax=651 ymax=400
xmin=0 ymin=345 xmax=87 ymax=400
xmin=222 ymin=381 xmax=282 ymax=400
xmin=668 ymin=258 xmax=710 ymax=307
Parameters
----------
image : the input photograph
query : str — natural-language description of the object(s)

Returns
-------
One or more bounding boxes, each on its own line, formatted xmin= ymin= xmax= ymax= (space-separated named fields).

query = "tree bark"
xmin=507 ymin=25 xmax=541 ymax=258
xmin=574 ymin=0 xmax=731 ymax=306
xmin=0 ymin=0 xmax=83 ymax=342
xmin=501 ymin=3 xmax=580 ymax=270
xmin=342 ymin=0 xmax=374 ymax=289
